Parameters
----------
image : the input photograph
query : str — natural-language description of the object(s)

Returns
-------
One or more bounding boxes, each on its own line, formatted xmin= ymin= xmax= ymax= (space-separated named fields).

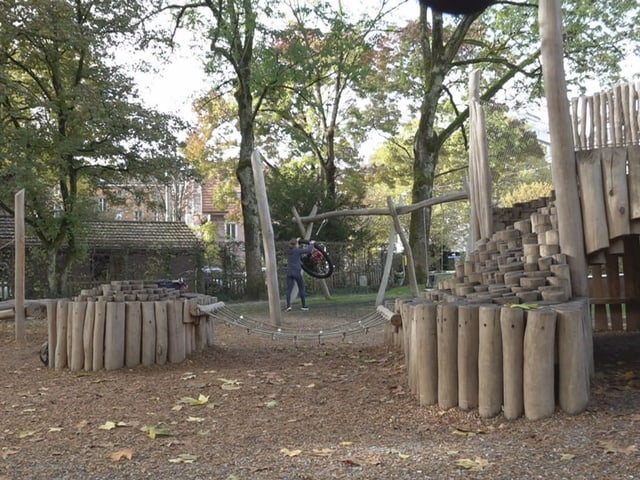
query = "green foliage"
xmin=264 ymin=158 xmax=368 ymax=243
xmin=0 ymin=0 xmax=187 ymax=294
xmin=501 ymin=181 xmax=553 ymax=208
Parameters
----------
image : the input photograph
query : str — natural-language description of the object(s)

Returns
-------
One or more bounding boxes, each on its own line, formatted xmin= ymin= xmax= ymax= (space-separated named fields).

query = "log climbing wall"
xmin=571 ymin=80 xmax=640 ymax=332
xmin=386 ymin=199 xmax=593 ymax=419
xmin=45 ymin=281 xmax=217 ymax=371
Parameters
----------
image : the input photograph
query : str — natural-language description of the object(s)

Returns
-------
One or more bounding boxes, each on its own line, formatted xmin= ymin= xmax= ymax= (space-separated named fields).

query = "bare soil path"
xmin=0 ymin=301 xmax=639 ymax=479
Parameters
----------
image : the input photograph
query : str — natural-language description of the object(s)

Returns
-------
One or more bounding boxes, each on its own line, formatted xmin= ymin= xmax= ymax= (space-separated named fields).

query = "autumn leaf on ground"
xmin=455 ymin=457 xmax=492 ymax=471
xmin=17 ymin=431 xmax=36 ymax=439
xmin=339 ymin=441 xmax=353 ymax=446
xmin=264 ymin=400 xmax=278 ymax=409
xmin=280 ymin=448 xmax=302 ymax=457
xmin=178 ymin=394 xmax=209 ymax=406
xmin=141 ymin=424 xmax=171 ymax=439
xmin=309 ymin=448 xmax=333 ymax=457
xmin=599 ymin=440 xmax=638 ymax=454
xmin=1 ymin=449 xmax=19 ymax=460
xmin=387 ymin=448 xmax=410 ymax=459
xmin=218 ymin=378 xmax=241 ymax=390
xmin=168 ymin=453 xmax=197 ymax=464
xmin=47 ymin=427 xmax=63 ymax=433
xmin=559 ymin=453 xmax=575 ymax=461
xmin=98 ymin=421 xmax=127 ymax=431
xmin=110 ymin=448 xmax=133 ymax=462
xmin=181 ymin=372 xmax=196 ymax=380
xmin=186 ymin=416 xmax=205 ymax=423
xmin=452 ymin=427 xmax=485 ymax=437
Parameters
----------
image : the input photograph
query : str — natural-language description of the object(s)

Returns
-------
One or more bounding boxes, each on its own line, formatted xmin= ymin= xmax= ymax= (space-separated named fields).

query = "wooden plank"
xmin=576 ymin=150 xmax=609 ymax=253
xmin=628 ymin=145 xmax=640 ymax=220
xmin=601 ymin=147 xmax=631 ymax=239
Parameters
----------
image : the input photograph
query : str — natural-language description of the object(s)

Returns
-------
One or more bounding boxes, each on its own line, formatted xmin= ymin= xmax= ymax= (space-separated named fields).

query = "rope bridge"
xmin=198 ymin=302 xmax=399 ymax=343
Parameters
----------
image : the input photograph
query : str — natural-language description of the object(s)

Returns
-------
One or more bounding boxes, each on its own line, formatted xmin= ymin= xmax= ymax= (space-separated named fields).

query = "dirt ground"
xmin=0 ymin=300 xmax=639 ymax=480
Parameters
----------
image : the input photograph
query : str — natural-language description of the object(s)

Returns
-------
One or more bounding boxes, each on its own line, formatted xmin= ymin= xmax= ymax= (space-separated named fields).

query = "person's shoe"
xmin=286 ymin=306 xmax=292 ymax=312
xmin=301 ymin=306 xmax=309 ymax=311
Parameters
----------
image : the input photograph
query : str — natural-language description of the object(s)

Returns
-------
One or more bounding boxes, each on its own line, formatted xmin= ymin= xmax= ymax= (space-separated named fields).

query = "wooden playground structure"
xmin=3 ymin=0 xmax=637 ymax=424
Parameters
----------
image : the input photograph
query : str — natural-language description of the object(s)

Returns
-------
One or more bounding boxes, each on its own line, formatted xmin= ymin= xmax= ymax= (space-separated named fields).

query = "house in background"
xmin=94 ymin=178 xmax=244 ymax=244
xmin=0 ymin=215 xmax=204 ymax=297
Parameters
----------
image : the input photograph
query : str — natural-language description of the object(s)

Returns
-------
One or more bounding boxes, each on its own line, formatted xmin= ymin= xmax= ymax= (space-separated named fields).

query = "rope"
xmin=207 ymin=304 xmax=388 ymax=343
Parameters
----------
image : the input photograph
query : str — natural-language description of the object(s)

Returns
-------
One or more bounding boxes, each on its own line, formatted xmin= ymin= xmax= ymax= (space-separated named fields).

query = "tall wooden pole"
xmin=15 ymin=189 xmax=26 ymax=343
xmin=538 ymin=0 xmax=588 ymax=297
xmin=251 ymin=150 xmax=281 ymax=326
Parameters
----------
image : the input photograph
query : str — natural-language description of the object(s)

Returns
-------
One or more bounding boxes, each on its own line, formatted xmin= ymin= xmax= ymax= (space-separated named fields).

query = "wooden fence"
xmin=571 ymin=80 xmax=640 ymax=331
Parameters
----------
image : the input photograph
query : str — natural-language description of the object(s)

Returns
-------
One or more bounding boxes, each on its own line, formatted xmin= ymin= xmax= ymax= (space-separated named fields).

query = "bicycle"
xmin=298 ymin=240 xmax=334 ymax=279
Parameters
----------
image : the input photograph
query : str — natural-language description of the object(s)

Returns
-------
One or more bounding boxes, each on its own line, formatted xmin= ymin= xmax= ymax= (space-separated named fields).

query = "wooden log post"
xmin=478 ymin=305 xmax=503 ymax=418
xmin=141 ymin=302 xmax=157 ymax=366
xmin=54 ymin=300 xmax=69 ymax=370
xmin=554 ymin=300 xmax=591 ymax=414
xmin=92 ymin=300 xmax=106 ymax=371
xmin=413 ymin=302 xmax=438 ymax=406
xmin=437 ymin=303 xmax=458 ymax=410
xmin=46 ymin=300 xmax=57 ymax=368
xmin=167 ymin=300 xmax=186 ymax=364
xmin=83 ymin=301 xmax=95 ymax=371
xmin=457 ymin=304 xmax=479 ymax=410
xmin=70 ymin=301 xmax=87 ymax=371
xmin=402 ymin=302 xmax=416 ymax=392
xmin=539 ymin=0 xmax=589 ymax=298
xmin=500 ymin=306 xmax=525 ymax=420
xmin=622 ymin=235 xmax=640 ymax=331
xmin=154 ymin=301 xmax=169 ymax=365
xmin=251 ymin=150 xmax=282 ymax=326
xmin=125 ymin=301 xmax=142 ymax=368
xmin=104 ymin=301 xmax=125 ymax=371
xmin=523 ymin=308 xmax=557 ymax=420
xmin=14 ymin=189 xmax=26 ymax=343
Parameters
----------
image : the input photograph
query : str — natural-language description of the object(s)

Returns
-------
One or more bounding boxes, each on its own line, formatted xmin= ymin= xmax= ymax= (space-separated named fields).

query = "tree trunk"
xmin=411 ymin=117 xmax=438 ymax=285
xmin=236 ymin=72 xmax=264 ymax=300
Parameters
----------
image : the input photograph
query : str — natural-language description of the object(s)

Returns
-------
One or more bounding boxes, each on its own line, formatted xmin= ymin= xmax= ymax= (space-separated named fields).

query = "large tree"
xmin=0 ymin=0 xmax=185 ymax=295
xmin=163 ymin=0 xmax=284 ymax=299
xmin=258 ymin=0 xmax=399 ymax=200
xmin=373 ymin=0 xmax=639 ymax=283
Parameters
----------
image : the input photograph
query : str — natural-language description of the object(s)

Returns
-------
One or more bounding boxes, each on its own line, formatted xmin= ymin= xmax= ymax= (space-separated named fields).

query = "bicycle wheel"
xmin=301 ymin=244 xmax=334 ymax=279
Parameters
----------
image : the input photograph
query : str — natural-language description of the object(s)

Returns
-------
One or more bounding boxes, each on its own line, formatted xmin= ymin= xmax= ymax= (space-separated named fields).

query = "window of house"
xmin=134 ymin=209 xmax=142 ymax=221
xmin=225 ymin=223 xmax=237 ymax=240
xmin=98 ymin=197 xmax=106 ymax=212
xmin=115 ymin=209 xmax=123 ymax=220
xmin=192 ymin=191 xmax=202 ymax=214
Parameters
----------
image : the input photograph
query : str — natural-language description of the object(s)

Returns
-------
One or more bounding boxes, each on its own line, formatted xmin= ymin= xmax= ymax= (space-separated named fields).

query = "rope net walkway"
xmin=207 ymin=303 xmax=389 ymax=343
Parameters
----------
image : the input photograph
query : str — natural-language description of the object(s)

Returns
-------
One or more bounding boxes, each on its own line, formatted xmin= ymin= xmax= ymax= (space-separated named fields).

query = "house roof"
xmin=81 ymin=221 xmax=203 ymax=250
xmin=0 ymin=217 xmax=202 ymax=251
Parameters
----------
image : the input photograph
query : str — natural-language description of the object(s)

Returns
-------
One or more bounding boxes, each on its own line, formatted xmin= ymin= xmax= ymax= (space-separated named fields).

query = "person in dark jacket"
xmin=285 ymin=237 xmax=315 ymax=311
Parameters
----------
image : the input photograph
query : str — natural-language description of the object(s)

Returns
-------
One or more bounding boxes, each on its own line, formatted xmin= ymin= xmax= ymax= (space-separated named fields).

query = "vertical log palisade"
xmin=45 ymin=281 xmax=218 ymax=371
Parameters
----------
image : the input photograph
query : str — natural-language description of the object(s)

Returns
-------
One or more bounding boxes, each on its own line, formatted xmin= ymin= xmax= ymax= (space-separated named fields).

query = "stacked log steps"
xmin=431 ymin=205 xmax=571 ymax=306
xmin=45 ymin=281 xmax=218 ymax=371
xmin=389 ymin=201 xmax=593 ymax=419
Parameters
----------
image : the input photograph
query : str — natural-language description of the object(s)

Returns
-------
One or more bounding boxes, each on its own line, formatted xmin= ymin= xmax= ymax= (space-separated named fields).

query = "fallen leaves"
xmin=455 ymin=456 xmax=492 ymax=471
xmin=177 ymin=394 xmax=210 ymax=406
xmin=141 ymin=424 xmax=171 ymax=439
xmin=109 ymin=448 xmax=133 ymax=462
xmin=168 ymin=453 xmax=198 ymax=464
xmin=98 ymin=421 xmax=128 ymax=431
xmin=599 ymin=440 xmax=638 ymax=455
